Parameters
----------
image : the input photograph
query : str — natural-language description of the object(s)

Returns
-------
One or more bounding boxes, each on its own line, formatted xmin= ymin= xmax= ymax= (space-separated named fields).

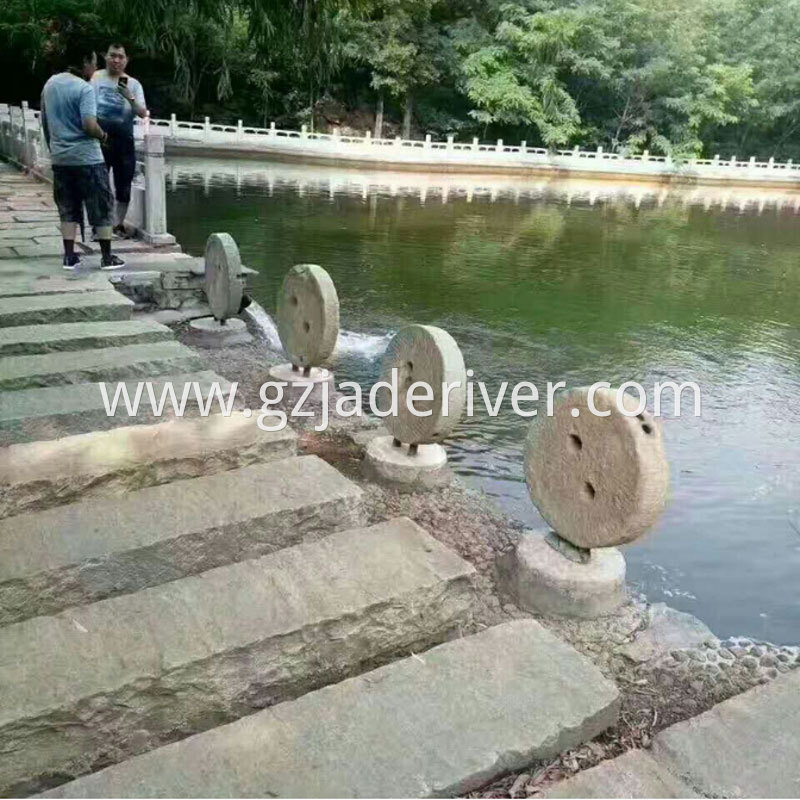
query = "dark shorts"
xmin=102 ymin=134 xmax=137 ymax=204
xmin=52 ymin=163 xmax=114 ymax=227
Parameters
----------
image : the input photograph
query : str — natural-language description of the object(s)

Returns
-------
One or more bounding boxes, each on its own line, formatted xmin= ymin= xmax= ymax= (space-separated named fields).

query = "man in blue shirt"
xmin=92 ymin=43 xmax=148 ymax=236
xmin=40 ymin=39 xmax=124 ymax=269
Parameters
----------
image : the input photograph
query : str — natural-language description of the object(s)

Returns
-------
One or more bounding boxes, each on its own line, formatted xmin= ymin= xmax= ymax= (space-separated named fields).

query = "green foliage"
xmin=2 ymin=0 xmax=799 ymax=157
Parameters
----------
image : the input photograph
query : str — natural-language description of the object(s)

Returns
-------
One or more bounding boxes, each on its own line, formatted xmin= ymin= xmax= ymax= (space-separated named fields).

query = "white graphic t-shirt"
xmin=91 ymin=69 xmax=145 ymax=139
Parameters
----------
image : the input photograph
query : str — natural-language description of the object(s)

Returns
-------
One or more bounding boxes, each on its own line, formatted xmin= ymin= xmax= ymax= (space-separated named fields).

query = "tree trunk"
xmin=402 ymin=92 xmax=413 ymax=139
xmin=374 ymin=91 xmax=384 ymax=139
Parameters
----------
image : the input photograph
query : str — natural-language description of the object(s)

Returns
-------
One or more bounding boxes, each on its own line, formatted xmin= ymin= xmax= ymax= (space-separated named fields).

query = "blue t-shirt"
xmin=40 ymin=73 xmax=104 ymax=166
xmin=92 ymin=69 xmax=145 ymax=139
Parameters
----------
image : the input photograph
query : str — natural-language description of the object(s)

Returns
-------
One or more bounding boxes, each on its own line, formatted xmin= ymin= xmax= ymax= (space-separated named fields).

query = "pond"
xmin=166 ymin=156 xmax=800 ymax=644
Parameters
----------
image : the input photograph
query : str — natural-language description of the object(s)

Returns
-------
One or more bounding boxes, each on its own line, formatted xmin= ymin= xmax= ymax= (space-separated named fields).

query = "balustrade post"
xmin=269 ymin=121 xmax=276 ymax=136
xmin=597 ymin=145 xmax=604 ymax=157
xmin=768 ymin=156 xmax=775 ymax=169
xmin=237 ymin=119 xmax=243 ymax=141
xmin=424 ymin=133 xmax=431 ymax=148
xmin=365 ymin=130 xmax=372 ymax=144
xmin=496 ymin=138 xmax=503 ymax=152
xmin=520 ymin=140 xmax=527 ymax=154
xmin=642 ymin=149 xmax=649 ymax=161
xmin=749 ymin=155 xmax=756 ymax=170
xmin=170 ymin=113 xmax=177 ymax=137
xmin=730 ymin=155 xmax=737 ymax=167
xmin=142 ymin=134 xmax=175 ymax=245
xmin=301 ymin=124 xmax=308 ymax=138
xmin=203 ymin=116 xmax=211 ymax=142
xmin=395 ymin=135 xmax=401 ymax=146
xmin=472 ymin=137 xmax=479 ymax=150
xmin=572 ymin=145 xmax=580 ymax=158
xmin=713 ymin=154 xmax=720 ymax=165
xmin=446 ymin=134 xmax=454 ymax=151
xmin=19 ymin=104 xmax=30 ymax=168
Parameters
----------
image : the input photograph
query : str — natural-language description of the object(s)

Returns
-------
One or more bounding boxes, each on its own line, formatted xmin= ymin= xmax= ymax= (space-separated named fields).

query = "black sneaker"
xmin=62 ymin=253 xmax=81 ymax=270
xmin=100 ymin=254 xmax=125 ymax=270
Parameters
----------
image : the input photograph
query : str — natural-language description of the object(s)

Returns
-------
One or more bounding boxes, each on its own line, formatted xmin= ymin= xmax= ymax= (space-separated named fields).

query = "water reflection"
xmin=167 ymin=157 xmax=800 ymax=644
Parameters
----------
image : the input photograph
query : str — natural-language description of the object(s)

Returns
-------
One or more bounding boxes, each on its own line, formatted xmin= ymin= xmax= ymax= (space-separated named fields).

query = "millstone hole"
xmin=303 ymin=321 xmax=310 ymax=333
xmin=291 ymin=295 xmax=298 ymax=306
xmin=568 ymin=433 xmax=583 ymax=452
xmin=641 ymin=423 xmax=653 ymax=435
xmin=583 ymin=481 xmax=596 ymax=500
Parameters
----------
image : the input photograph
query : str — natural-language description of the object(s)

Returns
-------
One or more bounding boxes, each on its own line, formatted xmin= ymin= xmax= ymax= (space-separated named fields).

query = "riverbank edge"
xmin=172 ymin=314 xmax=800 ymax=797
xmin=152 ymin=140 xmax=800 ymax=191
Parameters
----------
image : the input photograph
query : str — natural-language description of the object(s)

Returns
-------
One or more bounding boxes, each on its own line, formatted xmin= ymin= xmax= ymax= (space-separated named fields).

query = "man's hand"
xmin=117 ymin=84 xmax=134 ymax=102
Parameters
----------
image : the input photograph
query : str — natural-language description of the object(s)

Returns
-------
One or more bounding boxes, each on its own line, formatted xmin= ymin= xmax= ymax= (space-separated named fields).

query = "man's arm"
xmin=40 ymin=93 xmax=50 ymax=149
xmin=118 ymin=79 xmax=148 ymax=119
xmin=79 ymin=84 xmax=108 ymax=143
xmin=82 ymin=116 xmax=108 ymax=143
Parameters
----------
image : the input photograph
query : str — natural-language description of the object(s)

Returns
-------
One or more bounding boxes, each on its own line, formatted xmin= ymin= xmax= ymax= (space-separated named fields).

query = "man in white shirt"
xmin=92 ymin=43 xmax=147 ymax=235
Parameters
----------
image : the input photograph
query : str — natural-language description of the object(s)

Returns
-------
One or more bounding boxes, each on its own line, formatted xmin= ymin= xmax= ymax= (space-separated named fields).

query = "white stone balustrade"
xmin=130 ymin=113 xmax=800 ymax=185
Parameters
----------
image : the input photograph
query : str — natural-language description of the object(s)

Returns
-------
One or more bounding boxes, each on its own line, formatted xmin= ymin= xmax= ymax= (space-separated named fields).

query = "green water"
xmin=167 ymin=157 xmax=800 ymax=643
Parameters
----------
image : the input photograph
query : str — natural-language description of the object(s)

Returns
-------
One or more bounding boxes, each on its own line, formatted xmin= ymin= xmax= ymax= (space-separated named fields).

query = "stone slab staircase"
xmin=0 ymin=169 xmax=620 ymax=797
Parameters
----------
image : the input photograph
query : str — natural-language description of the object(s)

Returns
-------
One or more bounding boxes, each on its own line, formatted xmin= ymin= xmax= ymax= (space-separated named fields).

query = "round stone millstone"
xmin=276 ymin=264 xmax=339 ymax=367
xmin=524 ymin=386 xmax=669 ymax=549
xmin=378 ymin=325 xmax=466 ymax=445
xmin=204 ymin=233 xmax=243 ymax=321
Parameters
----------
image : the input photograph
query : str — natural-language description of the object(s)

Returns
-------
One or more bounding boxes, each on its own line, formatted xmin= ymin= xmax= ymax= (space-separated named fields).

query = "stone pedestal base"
xmin=499 ymin=531 xmax=626 ymax=619
xmin=187 ymin=317 xmax=253 ymax=348
xmin=268 ymin=363 xmax=335 ymax=402
xmin=362 ymin=435 xmax=450 ymax=492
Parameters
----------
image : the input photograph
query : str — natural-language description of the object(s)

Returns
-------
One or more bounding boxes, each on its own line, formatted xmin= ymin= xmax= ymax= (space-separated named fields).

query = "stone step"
xmin=0 ymin=319 xmax=173 ymax=357
xmin=0 ymin=411 xmax=297 ymax=519
xmin=0 ymin=272 xmax=111 ymax=298
xmin=0 ymin=369 xmax=232 ymax=445
xmin=0 ymin=290 xmax=133 ymax=326
xmin=0 ymin=455 xmax=362 ymax=624
xmin=544 ymin=750 xmax=693 ymax=798
xmin=0 ymin=340 xmax=204 ymax=390
xmin=1 ymin=518 xmax=476 ymax=797
xmin=42 ymin=619 xmax=620 ymax=799
xmin=651 ymin=669 xmax=800 ymax=797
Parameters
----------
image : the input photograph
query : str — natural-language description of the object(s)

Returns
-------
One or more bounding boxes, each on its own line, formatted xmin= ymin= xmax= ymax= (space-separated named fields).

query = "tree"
xmin=344 ymin=0 xmax=442 ymax=138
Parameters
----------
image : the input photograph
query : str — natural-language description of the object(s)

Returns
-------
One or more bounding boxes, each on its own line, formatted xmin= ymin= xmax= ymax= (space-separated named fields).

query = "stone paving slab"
xmin=0 ymin=318 xmax=172 ymax=356
xmin=0 ymin=340 xmax=204 ymax=390
xmin=651 ymin=669 xmax=800 ymax=797
xmin=0 ymin=455 xmax=364 ymax=623
xmin=545 ymin=750 xmax=693 ymax=798
xmin=0 ymin=272 xmax=112 ymax=298
xmin=0 ymin=223 xmax=60 ymax=236
xmin=0 ymin=410 xmax=297 ymax=518
xmin=0 ymin=369 xmax=232 ymax=444
xmin=11 ymin=241 xmax=64 ymax=257
xmin=0 ymin=256 xmax=61 ymax=276
xmin=0 ymin=289 xmax=133 ymax=326
xmin=44 ymin=619 xmax=620 ymax=799
xmin=12 ymin=211 xmax=60 ymax=222
xmin=2 ymin=519 xmax=475 ymax=797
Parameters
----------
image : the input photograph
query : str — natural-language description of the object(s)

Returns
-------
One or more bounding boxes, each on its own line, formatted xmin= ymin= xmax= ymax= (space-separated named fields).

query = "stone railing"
xmin=0 ymin=102 xmax=173 ymax=244
xmin=135 ymin=113 xmax=800 ymax=186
